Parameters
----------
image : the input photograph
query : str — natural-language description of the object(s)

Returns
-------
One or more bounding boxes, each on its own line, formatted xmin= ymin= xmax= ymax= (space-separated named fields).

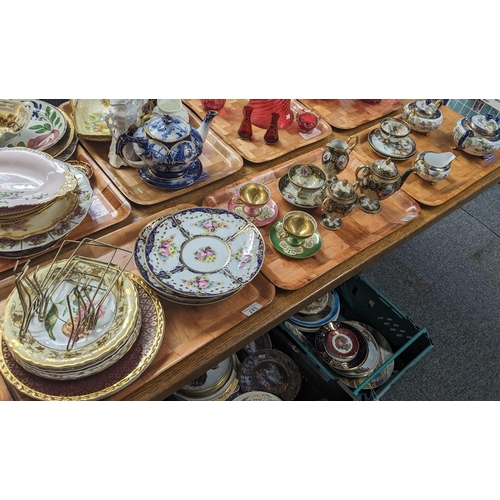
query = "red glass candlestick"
xmin=264 ymin=113 xmax=280 ymax=145
xmin=238 ymin=105 xmax=253 ymax=140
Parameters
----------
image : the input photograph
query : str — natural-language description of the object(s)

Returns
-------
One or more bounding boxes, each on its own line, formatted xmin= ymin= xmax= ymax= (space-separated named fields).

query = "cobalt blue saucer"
xmin=137 ymin=159 xmax=206 ymax=190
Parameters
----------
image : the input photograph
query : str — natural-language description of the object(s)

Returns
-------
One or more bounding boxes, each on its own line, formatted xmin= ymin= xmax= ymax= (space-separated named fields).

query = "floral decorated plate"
xmin=0 ymin=273 xmax=165 ymax=400
xmin=233 ymin=391 xmax=281 ymax=401
xmin=133 ymin=217 xmax=237 ymax=305
xmin=0 ymin=147 xmax=77 ymax=209
xmin=0 ymin=164 xmax=92 ymax=254
xmin=44 ymin=106 xmax=76 ymax=159
xmin=238 ymin=348 xmax=301 ymax=401
xmin=3 ymin=100 xmax=67 ymax=151
xmin=2 ymin=257 xmax=140 ymax=375
xmin=144 ymin=207 xmax=265 ymax=298
xmin=71 ymin=99 xmax=111 ymax=141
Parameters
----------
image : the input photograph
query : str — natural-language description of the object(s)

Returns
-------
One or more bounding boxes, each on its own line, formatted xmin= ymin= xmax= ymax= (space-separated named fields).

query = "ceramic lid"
xmin=145 ymin=114 xmax=190 ymax=141
xmin=328 ymin=179 xmax=357 ymax=201
xmin=468 ymin=114 xmax=500 ymax=138
xmin=371 ymin=157 xmax=399 ymax=179
xmin=414 ymin=99 xmax=442 ymax=119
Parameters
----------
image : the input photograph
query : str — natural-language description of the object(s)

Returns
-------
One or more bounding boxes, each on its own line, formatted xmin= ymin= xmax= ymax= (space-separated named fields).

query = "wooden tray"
xmin=183 ymin=99 xmax=332 ymax=163
xmin=355 ymin=105 xmax=500 ymax=206
xmin=61 ymin=103 xmax=244 ymax=206
xmin=0 ymin=204 xmax=276 ymax=401
xmin=203 ymin=148 xmax=421 ymax=290
xmin=0 ymin=144 xmax=132 ymax=275
xmin=297 ymin=99 xmax=402 ymax=130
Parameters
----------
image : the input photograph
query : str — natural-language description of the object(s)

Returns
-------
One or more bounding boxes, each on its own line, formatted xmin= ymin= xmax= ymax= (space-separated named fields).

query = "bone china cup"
xmin=379 ymin=117 xmax=411 ymax=143
xmin=229 ymin=182 xmax=271 ymax=216
xmin=280 ymin=211 xmax=317 ymax=246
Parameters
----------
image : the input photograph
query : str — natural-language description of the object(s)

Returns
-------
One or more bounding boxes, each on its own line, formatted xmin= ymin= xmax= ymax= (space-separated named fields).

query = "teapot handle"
xmin=115 ymin=134 xmax=147 ymax=169
xmin=355 ymin=164 xmax=370 ymax=182
xmin=346 ymin=134 xmax=359 ymax=153
xmin=456 ymin=129 xmax=474 ymax=150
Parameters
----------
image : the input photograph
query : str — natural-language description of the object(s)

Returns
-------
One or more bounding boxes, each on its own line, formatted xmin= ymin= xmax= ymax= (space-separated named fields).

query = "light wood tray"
xmin=203 ymin=148 xmax=421 ymax=290
xmin=298 ymin=99 xmax=402 ymax=130
xmin=0 ymin=144 xmax=132 ymax=275
xmin=0 ymin=204 xmax=276 ymax=401
xmin=183 ymin=99 xmax=332 ymax=163
xmin=61 ymin=103 xmax=244 ymax=206
xmin=355 ymin=105 xmax=500 ymax=206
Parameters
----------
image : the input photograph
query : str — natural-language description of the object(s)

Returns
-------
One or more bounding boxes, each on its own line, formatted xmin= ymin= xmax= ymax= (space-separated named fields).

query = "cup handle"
xmin=229 ymin=194 xmax=243 ymax=206
xmin=346 ymin=134 xmax=359 ymax=153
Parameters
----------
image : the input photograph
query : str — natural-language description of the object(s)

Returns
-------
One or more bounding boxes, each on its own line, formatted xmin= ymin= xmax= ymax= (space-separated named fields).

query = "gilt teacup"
xmin=280 ymin=211 xmax=317 ymax=246
xmin=229 ymin=182 xmax=271 ymax=217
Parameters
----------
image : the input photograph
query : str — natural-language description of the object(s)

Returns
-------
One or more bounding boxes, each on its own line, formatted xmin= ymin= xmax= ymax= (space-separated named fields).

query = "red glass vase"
xmin=247 ymin=99 xmax=294 ymax=129
xmin=201 ymin=99 xmax=226 ymax=111
xmin=264 ymin=113 xmax=280 ymax=145
xmin=238 ymin=105 xmax=253 ymax=140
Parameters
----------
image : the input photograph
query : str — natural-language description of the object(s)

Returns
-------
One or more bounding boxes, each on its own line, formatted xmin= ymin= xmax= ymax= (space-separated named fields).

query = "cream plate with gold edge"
xmin=71 ymin=99 xmax=112 ymax=141
xmin=2 ymin=257 xmax=140 ymax=373
xmin=0 ymin=147 xmax=77 ymax=208
xmin=0 ymin=191 xmax=79 ymax=240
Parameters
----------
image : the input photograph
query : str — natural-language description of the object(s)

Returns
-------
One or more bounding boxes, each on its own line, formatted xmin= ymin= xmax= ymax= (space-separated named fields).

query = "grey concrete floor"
xmin=361 ymin=183 xmax=500 ymax=400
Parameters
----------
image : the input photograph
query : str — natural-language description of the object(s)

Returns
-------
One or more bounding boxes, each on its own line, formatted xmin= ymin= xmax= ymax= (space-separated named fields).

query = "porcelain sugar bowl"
xmin=412 ymin=151 xmax=456 ymax=184
xmin=452 ymin=113 xmax=500 ymax=157
xmin=402 ymin=99 xmax=444 ymax=134
xmin=116 ymin=110 xmax=217 ymax=189
xmin=320 ymin=179 xmax=358 ymax=230
xmin=354 ymin=157 xmax=415 ymax=213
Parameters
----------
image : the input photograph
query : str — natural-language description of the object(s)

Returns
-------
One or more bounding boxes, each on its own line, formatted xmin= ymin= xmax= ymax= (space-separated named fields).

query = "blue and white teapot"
xmin=116 ymin=110 xmax=217 ymax=178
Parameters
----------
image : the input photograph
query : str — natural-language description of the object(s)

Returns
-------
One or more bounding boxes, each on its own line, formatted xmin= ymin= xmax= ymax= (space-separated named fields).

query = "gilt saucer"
xmin=137 ymin=159 xmax=205 ymax=189
xmin=278 ymin=174 xmax=324 ymax=209
xmin=269 ymin=220 xmax=322 ymax=259
xmin=368 ymin=129 xmax=417 ymax=160
xmin=227 ymin=196 xmax=279 ymax=227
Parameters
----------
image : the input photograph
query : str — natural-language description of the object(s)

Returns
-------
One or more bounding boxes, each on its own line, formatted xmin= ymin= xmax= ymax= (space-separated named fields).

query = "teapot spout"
xmin=400 ymin=165 xmax=418 ymax=185
xmin=197 ymin=110 xmax=218 ymax=142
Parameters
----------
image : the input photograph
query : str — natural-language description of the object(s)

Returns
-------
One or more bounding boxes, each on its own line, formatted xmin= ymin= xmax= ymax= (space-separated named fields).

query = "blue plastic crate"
xmin=279 ymin=274 xmax=434 ymax=401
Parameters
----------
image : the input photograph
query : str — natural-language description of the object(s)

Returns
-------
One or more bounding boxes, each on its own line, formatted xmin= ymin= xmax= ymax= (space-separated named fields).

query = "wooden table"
xmin=2 ymin=100 xmax=500 ymax=401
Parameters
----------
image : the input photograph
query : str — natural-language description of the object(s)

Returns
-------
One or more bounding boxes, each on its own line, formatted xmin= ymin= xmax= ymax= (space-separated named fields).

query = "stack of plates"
xmin=0 ymin=147 xmax=92 ymax=260
xmin=315 ymin=320 xmax=394 ymax=390
xmin=1 ymin=257 xmax=142 ymax=380
xmin=133 ymin=207 xmax=265 ymax=305
xmin=175 ymin=354 xmax=240 ymax=401
xmin=287 ymin=289 xmax=340 ymax=333
xmin=2 ymin=99 xmax=78 ymax=161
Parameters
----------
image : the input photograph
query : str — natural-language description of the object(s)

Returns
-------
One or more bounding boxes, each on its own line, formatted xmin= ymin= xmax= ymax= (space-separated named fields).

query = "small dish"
xmin=3 ymin=99 xmax=67 ymax=151
xmin=368 ymin=128 xmax=417 ymax=160
xmin=269 ymin=219 xmax=322 ymax=259
xmin=137 ymin=159 xmax=204 ymax=190
xmin=325 ymin=326 xmax=360 ymax=362
xmin=289 ymin=289 xmax=340 ymax=330
xmin=278 ymin=173 xmax=324 ymax=208
xmin=238 ymin=348 xmax=302 ymax=401
xmin=228 ymin=195 xmax=278 ymax=227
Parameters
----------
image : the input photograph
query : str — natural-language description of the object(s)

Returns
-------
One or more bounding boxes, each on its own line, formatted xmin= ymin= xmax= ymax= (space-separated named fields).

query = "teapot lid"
xmin=329 ymin=179 xmax=357 ymax=200
xmin=467 ymin=114 xmax=500 ymax=137
xmin=414 ymin=99 xmax=442 ymax=119
xmin=145 ymin=114 xmax=190 ymax=141
xmin=372 ymin=157 xmax=399 ymax=179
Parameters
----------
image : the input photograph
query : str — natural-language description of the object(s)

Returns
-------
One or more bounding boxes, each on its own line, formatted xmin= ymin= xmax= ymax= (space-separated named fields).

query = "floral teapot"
xmin=116 ymin=110 xmax=218 ymax=179
xmin=402 ymin=99 xmax=444 ymax=134
xmin=452 ymin=113 xmax=500 ymax=157
xmin=354 ymin=157 xmax=415 ymax=213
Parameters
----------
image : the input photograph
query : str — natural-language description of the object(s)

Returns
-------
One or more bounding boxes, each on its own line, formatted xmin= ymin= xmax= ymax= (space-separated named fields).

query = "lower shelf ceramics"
xmin=269 ymin=220 xmax=322 ymax=259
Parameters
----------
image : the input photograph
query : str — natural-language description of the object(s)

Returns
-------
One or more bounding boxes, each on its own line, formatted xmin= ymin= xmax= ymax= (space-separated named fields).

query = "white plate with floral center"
xmin=3 ymin=100 xmax=68 ymax=151
xmin=144 ymin=207 xmax=265 ymax=298
xmin=0 ymin=147 xmax=77 ymax=209
xmin=2 ymin=257 xmax=140 ymax=373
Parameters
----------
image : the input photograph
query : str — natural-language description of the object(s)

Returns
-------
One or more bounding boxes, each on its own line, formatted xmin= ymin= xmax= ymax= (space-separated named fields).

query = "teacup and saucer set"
xmin=368 ymin=117 xmax=417 ymax=160
xmin=269 ymin=210 xmax=322 ymax=258
xmin=227 ymin=182 xmax=278 ymax=227
xmin=278 ymin=163 xmax=327 ymax=209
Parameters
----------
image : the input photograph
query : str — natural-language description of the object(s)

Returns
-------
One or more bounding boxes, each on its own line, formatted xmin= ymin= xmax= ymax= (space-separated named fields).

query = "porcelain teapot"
xmin=354 ymin=157 xmax=415 ymax=213
xmin=116 ymin=110 xmax=218 ymax=178
xmin=402 ymin=99 xmax=444 ymax=134
xmin=412 ymin=151 xmax=455 ymax=183
xmin=452 ymin=113 xmax=500 ymax=157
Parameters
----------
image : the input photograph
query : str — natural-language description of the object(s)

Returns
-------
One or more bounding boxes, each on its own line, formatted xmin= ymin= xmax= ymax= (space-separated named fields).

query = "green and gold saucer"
xmin=269 ymin=220 xmax=322 ymax=259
